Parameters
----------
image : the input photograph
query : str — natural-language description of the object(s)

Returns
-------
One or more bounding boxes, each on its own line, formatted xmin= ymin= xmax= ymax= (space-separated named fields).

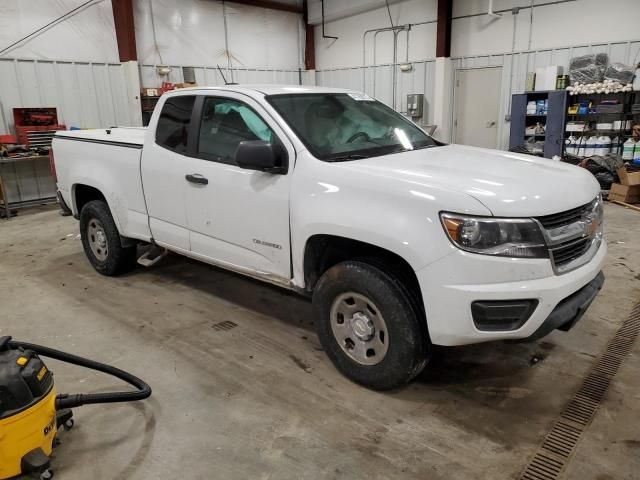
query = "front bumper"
xmin=416 ymin=240 xmax=607 ymax=346
xmin=516 ymin=271 xmax=604 ymax=342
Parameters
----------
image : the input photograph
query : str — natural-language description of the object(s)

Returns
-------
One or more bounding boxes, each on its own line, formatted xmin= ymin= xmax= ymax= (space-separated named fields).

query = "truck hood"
xmin=343 ymin=144 xmax=600 ymax=217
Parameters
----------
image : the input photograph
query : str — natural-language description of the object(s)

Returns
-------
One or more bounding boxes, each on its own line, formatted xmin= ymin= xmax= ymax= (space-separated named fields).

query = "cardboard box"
xmin=534 ymin=65 xmax=562 ymax=91
xmin=141 ymin=88 xmax=160 ymax=97
xmin=609 ymin=183 xmax=640 ymax=203
xmin=617 ymin=166 xmax=640 ymax=186
xmin=174 ymin=82 xmax=197 ymax=89
xmin=525 ymin=72 xmax=536 ymax=91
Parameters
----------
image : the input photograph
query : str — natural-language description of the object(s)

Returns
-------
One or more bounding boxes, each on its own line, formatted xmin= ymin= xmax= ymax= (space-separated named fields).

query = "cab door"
xmin=140 ymin=95 xmax=197 ymax=251
xmin=183 ymin=93 xmax=294 ymax=280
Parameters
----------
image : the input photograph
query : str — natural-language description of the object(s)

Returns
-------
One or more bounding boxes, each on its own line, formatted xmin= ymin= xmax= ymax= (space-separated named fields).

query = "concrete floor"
xmin=1 ymin=204 xmax=639 ymax=480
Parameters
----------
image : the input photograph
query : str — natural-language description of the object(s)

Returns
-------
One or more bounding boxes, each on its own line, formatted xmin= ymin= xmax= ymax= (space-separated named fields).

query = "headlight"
xmin=440 ymin=213 xmax=548 ymax=258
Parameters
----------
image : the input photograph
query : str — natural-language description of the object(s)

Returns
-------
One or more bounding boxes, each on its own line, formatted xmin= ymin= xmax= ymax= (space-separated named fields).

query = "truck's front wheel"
xmin=313 ymin=261 xmax=429 ymax=390
xmin=79 ymin=200 xmax=137 ymax=276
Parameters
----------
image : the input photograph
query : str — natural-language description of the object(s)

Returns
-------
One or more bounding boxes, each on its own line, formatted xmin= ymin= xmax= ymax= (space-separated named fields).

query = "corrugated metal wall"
xmin=2 ymin=39 xmax=638 ymax=146
xmin=315 ymin=40 xmax=640 ymax=147
xmin=0 ymin=57 xmax=133 ymax=135
xmin=0 ymin=58 xmax=302 ymax=135
xmin=138 ymin=65 xmax=301 ymax=89
xmin=452 ymin=40 xmax=640 ymax=149
xmin=315 ymin=60 xmax=437 ymax=125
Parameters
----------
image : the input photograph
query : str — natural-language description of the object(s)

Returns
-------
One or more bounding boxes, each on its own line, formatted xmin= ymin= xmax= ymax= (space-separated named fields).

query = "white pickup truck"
xmin=52 ymin=85 xmax=606 ymax=390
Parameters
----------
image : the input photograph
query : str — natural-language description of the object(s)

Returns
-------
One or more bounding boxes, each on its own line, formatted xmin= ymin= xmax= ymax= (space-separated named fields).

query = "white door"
xmin=140 ymin=95 xmax=197 ymax=251
xmin=184 ymin=93 xmax=293 ymax=280
xmin=453 ymin=67 xmax=502 ymax=149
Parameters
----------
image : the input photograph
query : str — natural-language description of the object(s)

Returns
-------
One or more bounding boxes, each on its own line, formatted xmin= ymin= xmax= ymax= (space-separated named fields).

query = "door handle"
xmin=185 ymin=174 xmax=208 ymax=185
xmin=485 ymin=121 xmax=496 ymax=128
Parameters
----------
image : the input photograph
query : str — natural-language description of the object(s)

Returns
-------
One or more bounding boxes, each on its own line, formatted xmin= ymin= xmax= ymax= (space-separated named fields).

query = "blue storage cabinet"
xmin=509 ymin=90 xmax=567 ymax=159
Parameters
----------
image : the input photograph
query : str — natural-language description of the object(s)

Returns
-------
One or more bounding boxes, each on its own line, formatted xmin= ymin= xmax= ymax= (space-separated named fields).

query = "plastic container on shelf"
xmin=585 ymin=136 xmax=598 ymax=157
xmin=565 ymin=135 xmax=577 ymax=156
xmin=611 ymin=136 xmax=620 ymax=154
xmin=596 ymin=135 xmax=611 ymax=156
xmin=634 ymin=142 xmax=640 ymax=162
xmin=622 ymin=138 xmax=636 ymax=160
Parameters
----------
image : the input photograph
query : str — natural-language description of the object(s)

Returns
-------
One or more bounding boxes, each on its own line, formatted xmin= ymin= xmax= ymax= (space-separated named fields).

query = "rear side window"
xmin=156 ymin=96 xmax=195 ymax=153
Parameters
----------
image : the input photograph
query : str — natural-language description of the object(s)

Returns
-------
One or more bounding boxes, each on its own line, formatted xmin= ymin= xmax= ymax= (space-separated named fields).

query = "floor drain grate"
xmin=519 ymin=300 xmax=640 ymax=479
xmin=212 ymin=320 xmax=238 ymax=331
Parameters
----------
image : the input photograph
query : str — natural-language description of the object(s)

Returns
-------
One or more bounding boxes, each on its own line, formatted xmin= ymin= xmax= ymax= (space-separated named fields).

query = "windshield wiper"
xmin=327 ymin=154 xmax=370 ymax=162
xmin=412 ymin=144 xmax=438 ymax=151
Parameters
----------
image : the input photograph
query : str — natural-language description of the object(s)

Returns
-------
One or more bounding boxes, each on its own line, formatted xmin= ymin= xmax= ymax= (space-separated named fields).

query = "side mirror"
xmin=234 ymin=140 xmax=285 ymax=174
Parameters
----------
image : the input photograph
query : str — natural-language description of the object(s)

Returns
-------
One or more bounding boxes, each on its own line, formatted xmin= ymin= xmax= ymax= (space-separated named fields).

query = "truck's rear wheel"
xmin=313 ymin=260 xmax=429 ymax=390
xmin=79 ymin=200 xmax=136 ymax=276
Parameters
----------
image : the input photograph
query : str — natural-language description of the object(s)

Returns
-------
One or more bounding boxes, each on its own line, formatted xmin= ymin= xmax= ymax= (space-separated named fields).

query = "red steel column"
xmin=436 ymin=0 xmax=452 ymax=58
xmin=111 ymin=0 xmax=137 ymax=62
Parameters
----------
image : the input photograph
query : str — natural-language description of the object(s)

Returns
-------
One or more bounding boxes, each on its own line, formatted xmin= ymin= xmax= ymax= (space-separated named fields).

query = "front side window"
xmin=197 ymin=97 xmax=275 ymax=164
xmin=155 ymin=95 xmax=195 ymax=153
xmin=267 ymin=93 xmax=437 ymax=161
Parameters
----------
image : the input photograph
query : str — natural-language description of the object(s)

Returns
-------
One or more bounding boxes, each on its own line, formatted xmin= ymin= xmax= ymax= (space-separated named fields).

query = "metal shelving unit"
xmin=563 ymin=92 xmax=639 ymax=157
xmin=509 ymin=90 xmax=567 ymax=158
xmin=0 ymin=155 xmax=56 ymax=219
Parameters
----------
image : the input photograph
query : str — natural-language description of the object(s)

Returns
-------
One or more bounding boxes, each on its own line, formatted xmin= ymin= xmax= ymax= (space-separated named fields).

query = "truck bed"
xmin=56 ymin=127 xmax=146 ymax=147
xmin=52 ymin=127 xmax=151 ymax=242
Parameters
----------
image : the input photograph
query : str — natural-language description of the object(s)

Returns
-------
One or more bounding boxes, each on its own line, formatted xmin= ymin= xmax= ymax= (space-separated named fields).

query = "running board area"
xmin=137 ymin=246 xmax=168 ymax=267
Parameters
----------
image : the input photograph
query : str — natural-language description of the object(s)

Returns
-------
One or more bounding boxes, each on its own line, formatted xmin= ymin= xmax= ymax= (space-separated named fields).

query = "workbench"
xmin=0 ymin=154 xmax=57 ymax=219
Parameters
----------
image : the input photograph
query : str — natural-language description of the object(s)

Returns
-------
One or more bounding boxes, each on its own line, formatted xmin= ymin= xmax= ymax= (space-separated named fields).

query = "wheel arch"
xmin=302 ymin=234 xmax=426 ymax=320
xmin=72 ymin=183 xmax=106 ymax=217
xmin=72 ymin=183 xmax=133 ymax=246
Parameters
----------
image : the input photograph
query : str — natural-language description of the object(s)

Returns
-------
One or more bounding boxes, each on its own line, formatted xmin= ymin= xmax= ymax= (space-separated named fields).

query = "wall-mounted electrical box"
xmin=407 ymin=93 xmax=424 ymax=118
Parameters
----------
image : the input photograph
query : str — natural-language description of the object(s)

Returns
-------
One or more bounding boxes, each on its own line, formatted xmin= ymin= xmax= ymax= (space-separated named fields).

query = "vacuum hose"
xmin=8 ymin=339 xmax=152 ymax=410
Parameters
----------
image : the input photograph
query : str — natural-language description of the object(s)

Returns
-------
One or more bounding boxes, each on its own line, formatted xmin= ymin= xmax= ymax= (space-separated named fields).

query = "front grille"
xmin=551 ymin=237 xmax=592 ymax=267
xmin=536 ymin=201 xmax=593 ymax=230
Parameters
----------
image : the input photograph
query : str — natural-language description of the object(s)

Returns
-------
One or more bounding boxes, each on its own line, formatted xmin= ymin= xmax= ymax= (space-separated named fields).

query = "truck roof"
xmin=165 ymin=84 xmax=361 ymax=96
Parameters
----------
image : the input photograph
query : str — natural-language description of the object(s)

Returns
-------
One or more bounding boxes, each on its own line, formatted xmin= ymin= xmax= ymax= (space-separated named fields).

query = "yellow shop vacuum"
xmin=0 ymin=336 xmax=151 ymax=479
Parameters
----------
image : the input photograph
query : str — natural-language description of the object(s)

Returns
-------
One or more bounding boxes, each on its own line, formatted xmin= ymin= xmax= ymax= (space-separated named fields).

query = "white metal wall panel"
xmin=315 ymin=60 xmax=436 ymax=125
xmin=138 ymin=65 xmax=300 ymax=88
xmin=315 ymin=39 xmax=638 ymax=148
xmin=0 ymin=57 xmax=300 ymax=135
xmin=453 ymin=40 xmax=640 ymax=150
xmin=0 ymin=57 xmax=132 ymax=135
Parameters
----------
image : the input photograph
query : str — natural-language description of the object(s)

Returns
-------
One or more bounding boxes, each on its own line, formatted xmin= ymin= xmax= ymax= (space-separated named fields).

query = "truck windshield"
xmin=266 ymin=93 xmax=437 ymax=161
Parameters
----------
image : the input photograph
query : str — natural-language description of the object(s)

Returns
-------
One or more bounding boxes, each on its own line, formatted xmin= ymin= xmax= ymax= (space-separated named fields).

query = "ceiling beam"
xmin=111 ymin=0 xmax=137 ymax=62
xmin=226 ymin=0 xmax=304 ymax=14
xmin=436 ymin=0 xmax=452 ymax=58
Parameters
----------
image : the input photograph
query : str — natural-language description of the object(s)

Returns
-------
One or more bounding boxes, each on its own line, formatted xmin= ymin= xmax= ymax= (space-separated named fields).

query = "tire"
xmin=313 ymin=260 xmax=430 ymax=390
xmin=79 ymin=200 xmax=137 ymax=276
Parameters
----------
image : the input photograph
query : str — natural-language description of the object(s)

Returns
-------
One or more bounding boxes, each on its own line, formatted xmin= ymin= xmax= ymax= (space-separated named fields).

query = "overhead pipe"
xmin=370 ymin=25 xmax=410 ymax=105
xmin=371 ymin=29 xmax=389 ymax=96
xmin=527 ymin=0 xmax=535 ymax=50
xmin=363 ymin=20 xmax=436 ymax=67
xmin=392 ymin=29 xmax=399 ymax=109
xmin=452 ymin=0 xmax=577 ymax=21
xmin=0 ymin=0 xmax=100 ymax=57
xmin=361 ymin=0 xmax=577 ymax=106
xmin=362 ymin=0 xmax=576 ymax=68
xmin=321 ymin=0 xmax=338 ymax=40
xmin=391 ymin=27 xmax=411 ymax=110
xmin=487 ymin=0 xmax=502 ymax=18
